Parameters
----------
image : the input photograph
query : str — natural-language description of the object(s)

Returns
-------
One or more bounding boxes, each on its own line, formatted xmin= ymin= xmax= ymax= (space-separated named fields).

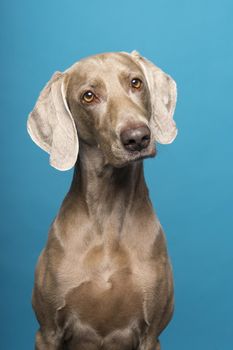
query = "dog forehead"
xmin=66 ymin=52 xmax=144 ymax=84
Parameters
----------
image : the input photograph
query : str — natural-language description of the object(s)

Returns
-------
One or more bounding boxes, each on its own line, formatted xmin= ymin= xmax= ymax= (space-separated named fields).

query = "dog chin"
xmin=129 ymin=147 xmax=157 ymax=162
xmin=111 ymin=147 xmax=156 ymax=168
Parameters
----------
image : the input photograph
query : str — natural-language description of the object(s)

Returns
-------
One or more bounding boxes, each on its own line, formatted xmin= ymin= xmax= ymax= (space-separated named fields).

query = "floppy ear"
xmin=27 ymin=71 xmax=79 ymax=171
xmin=131 ymin=51 xmax=177 ymax=144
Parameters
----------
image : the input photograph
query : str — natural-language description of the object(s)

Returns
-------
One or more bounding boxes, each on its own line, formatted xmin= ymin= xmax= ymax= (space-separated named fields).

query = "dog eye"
xmin=82 ymin=91 xmax=95 ymax=103
xmin=131 ymin=78 xmax=142 ymax=89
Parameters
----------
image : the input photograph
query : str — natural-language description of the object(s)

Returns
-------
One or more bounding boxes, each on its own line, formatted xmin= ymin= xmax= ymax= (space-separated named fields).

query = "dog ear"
xmin=131 ymin=51 xmax=177 ymax=144
xmin=27 ymin=72 xmax=79 ymax=171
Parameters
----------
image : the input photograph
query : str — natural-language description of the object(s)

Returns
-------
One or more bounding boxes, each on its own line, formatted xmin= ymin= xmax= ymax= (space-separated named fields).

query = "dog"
xmin=27 ymin=51 xmax=177 ymax=350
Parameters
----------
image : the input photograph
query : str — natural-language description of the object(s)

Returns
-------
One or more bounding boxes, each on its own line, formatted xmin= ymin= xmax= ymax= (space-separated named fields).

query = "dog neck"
xmin=69 ymin=141 xmax=151 ymax=233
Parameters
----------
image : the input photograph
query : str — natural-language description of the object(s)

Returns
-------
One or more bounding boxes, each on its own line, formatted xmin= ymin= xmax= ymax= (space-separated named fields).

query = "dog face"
xmin=27 ymin=51 xmax=177 ymax=170
xmin=66 ymin=52 xmax=155 ymax=167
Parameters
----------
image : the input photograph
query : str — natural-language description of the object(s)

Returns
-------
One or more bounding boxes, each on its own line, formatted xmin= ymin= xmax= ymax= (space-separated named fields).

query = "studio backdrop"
xmin=1 ymin=0 xmax=233 ymax=349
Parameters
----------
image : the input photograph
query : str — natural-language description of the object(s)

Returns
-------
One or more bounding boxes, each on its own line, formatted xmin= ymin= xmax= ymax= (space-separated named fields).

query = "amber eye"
xmin=131 ymin=78 xmax=142 ymax=89
xmin=82 ymin=91 xmax=95 ymax=103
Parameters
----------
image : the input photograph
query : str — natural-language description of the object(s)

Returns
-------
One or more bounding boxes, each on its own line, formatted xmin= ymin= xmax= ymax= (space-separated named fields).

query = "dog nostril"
xmin=128 ymin=139 xmax=136 ymax=145
xmin=120 ymin=126 xmax=151 ymax=152
xmin=142 ymin=135 xmax=150 ymax=141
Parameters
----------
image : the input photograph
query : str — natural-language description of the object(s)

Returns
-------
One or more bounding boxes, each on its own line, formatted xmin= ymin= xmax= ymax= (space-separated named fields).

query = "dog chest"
xmin=60 ymin=267 xmax=144 ymax=338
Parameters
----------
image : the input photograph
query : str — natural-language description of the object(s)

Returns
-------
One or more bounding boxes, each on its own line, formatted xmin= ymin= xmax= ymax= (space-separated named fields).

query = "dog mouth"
xmin=126 ymin=146 xmax=156 ymax=162
xmin=109 ymin=142 xmax=156 ymax=167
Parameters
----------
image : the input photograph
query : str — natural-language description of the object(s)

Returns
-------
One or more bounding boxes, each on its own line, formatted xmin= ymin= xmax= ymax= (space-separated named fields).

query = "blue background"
xmin=1 ymin=0 xmax=233 ymax=348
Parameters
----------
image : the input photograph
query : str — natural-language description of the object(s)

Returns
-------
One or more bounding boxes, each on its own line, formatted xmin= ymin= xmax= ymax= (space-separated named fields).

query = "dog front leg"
xmin=155 ymin=339 xmax=161 ymax=350
xmin=35 ymin=328 xmax=63 ymax=350
xmin=140 ymin=339 xmax=161 ymax=350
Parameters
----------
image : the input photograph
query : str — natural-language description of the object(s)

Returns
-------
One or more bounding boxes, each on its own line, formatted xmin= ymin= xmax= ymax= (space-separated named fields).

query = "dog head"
xmin=27 ymin=51 xmax=177 ymax=170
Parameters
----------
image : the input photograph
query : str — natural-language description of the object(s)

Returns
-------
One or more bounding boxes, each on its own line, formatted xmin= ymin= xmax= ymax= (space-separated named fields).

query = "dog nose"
xmin=120 ymin=126 xmax=151 ymax=151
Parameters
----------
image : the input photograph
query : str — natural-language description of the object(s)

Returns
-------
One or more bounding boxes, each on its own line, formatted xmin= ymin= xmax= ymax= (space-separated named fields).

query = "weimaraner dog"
xmin=27 ymin=51 xmax=177 ymax=350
